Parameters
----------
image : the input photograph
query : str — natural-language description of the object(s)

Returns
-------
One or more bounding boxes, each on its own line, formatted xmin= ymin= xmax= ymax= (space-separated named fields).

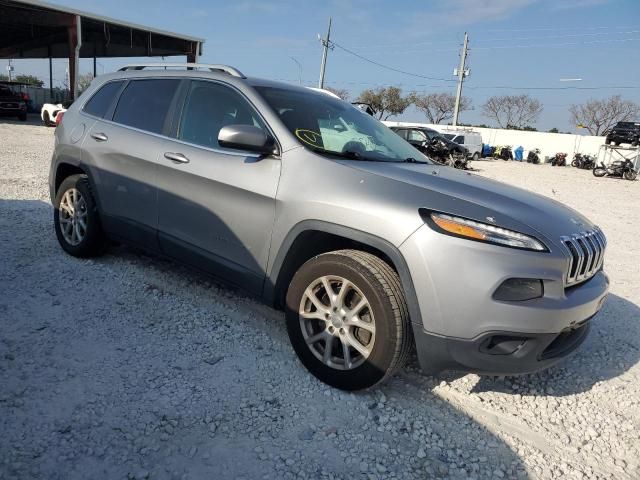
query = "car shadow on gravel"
xmin=469 ymin=293 xmax=640 ymax=397
xmin=0 ymin=198 xmax=532 ymax=479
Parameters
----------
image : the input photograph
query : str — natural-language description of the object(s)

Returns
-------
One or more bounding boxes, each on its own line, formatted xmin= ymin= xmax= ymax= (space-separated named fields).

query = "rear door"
xmin=83 ymin=78 xmax=181 ymax=248
xmin=156 ymin=80 xmax=281 ymax=293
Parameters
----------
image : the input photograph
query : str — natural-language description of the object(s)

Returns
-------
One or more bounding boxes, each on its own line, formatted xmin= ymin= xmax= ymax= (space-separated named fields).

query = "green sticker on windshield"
xmin=295 ymin=129 xmax=322 ymax=147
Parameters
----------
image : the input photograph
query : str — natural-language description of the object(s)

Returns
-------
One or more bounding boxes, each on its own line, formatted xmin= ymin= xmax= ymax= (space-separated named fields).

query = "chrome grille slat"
xmin=561 ymin=228 xmax=606 ymax=286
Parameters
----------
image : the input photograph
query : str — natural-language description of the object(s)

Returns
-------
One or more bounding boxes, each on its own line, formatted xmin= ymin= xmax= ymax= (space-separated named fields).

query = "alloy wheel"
xmin=298 ymin=275 xmax=376 ymax=370
xmin=58 ymin=188 xmax=88 ymax=246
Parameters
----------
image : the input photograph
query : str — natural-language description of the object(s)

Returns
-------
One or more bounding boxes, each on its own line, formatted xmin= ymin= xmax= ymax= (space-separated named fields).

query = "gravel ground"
xmin=1 ymin=117 xmax=639 ymax=480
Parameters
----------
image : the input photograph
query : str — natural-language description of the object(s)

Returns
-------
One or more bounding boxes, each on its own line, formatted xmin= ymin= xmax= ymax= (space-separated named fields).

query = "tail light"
xmin=55 ymin=111 xmax=65 ymax=126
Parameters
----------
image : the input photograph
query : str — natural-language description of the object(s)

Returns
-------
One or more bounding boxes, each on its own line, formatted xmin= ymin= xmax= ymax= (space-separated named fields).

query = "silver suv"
xmin=49 ymin=64 xmax=609 ymax=390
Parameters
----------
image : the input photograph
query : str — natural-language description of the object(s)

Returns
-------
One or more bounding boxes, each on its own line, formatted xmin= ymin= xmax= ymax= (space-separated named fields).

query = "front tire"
xmin=285 ymin=250 xmax=412 ymax=390
xmin=624 ymin=170 xmax=638 ymax=181
xmin=54 ymin=174 xmax=107 ymax=257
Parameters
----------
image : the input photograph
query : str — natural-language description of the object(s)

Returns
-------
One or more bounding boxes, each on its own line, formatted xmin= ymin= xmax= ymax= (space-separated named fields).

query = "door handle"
xmin=91 ymin=132 xmax=108 ymax=142
xmin=164 ymin=152 xmax=190 ymax=164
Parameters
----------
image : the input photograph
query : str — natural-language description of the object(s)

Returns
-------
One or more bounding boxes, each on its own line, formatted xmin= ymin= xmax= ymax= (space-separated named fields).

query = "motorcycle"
xmin=571 ymin=153 xmax=596 ymax=169
xmin=551 ymin=153 xmax=568 ymax=166
xmin=592 ymin=160 xmax=638 ymax=181
xmin=493 ymin=145 xmax=513 ymax=161
xmin=526 ymin=148 xmax=541 ymax=164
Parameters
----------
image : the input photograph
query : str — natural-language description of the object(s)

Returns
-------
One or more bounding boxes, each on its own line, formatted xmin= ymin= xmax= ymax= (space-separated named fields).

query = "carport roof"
xmin=0 ymin=0 xmax=204 ymax=59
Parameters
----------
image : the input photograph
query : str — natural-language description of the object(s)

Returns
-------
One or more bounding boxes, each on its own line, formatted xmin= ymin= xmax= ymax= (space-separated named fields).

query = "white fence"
xmin=383 ymin=121 xmax=639 ymax=167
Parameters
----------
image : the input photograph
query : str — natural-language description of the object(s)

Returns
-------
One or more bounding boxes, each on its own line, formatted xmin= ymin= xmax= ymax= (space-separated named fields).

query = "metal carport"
xmin=0 ymin=0 xmax=204 ymax=99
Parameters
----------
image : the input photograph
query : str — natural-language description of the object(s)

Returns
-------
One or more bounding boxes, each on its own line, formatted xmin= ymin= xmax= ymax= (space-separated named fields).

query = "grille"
xmin=561 ymin=228 xmax=606 ymax=286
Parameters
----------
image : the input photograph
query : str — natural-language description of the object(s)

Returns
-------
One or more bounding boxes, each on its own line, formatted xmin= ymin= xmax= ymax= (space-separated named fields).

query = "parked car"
xmin=605 ymin=121 xmax=640 ymax=146
xmin=49 ymin=64 xmax=609 ymax=390
xmin=0 ymin=82 xmax=27 ymax=121
xmin=439 ymin=129 xmax=483 ymax=160
xmin=390 ymin=126 xmax=470 ymax=168
xmin=41 ymin=101 xmax=71 ymax=127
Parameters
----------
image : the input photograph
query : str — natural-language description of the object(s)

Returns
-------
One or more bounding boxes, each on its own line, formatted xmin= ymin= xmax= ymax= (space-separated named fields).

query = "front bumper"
xmin=412 ymin=315 xmax=595 ymax=375
xmin=400 ymin=224 xmax=609 ymax=375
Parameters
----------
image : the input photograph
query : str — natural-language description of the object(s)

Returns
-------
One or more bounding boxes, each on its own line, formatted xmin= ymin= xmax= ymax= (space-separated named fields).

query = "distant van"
xmin=439 ymin=130 xmax=483 ymax=160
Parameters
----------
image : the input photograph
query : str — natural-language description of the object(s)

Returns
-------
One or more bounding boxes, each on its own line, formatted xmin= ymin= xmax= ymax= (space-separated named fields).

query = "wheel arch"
xmin=52 ymin=161 xmax=102 ymax=212
xmin=264 ymin=220 xmax=422 ymax=326
xmin=54 ymin=162 xmax=87 ymax=196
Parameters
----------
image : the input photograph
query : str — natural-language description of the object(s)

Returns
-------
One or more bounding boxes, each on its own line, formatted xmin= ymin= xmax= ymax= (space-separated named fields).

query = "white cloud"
xmin=411 ymin=0 xmax=539 ymax=28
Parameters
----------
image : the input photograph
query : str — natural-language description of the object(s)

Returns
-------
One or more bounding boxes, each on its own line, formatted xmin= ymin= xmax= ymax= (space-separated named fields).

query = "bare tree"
xmin=410 ymin=92 xmax=472 ymax=124
xmin=356 ymin=86 xmax=411 ymax=120
xmin=481 ymin=94 xmax=543 ymax=129
xmin=569 ymin=96 xmax=640 ymax=136
xmin=325 ymin=87 xmax=350 ymax=101
xmin=77 ymin=73 xmax=95 ymax=95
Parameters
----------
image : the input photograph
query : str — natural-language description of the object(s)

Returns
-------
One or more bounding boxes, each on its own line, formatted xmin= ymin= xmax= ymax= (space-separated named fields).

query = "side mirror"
xmin=218 ymin=125 xmax=277 ymax=155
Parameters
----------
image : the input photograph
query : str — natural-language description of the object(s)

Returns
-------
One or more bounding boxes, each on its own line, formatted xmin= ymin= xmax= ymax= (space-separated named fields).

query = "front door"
xmin=156 ymin=80 xmax=280 ymax=294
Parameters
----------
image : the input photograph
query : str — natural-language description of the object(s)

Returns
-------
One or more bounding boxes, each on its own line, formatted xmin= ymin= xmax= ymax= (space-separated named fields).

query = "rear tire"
xmin=54 ymin=174 xmax=107 ymax=257
xmin=43 ymin=111 xmax=51 ymax=126
xmin=472 ymin=152 xmax=480 ymax=162
xmin=571 ymin=159 xmax=580 ymax=168
xmin=285 ymin=250 xmax=412 ymax=390
xmin=593 ymin=167 xmax=607 ymax=178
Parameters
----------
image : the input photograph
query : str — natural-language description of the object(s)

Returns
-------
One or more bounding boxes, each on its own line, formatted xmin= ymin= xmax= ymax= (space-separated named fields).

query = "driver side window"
xmin=178 ymin=81 xmax=266 ymax=150
xmin=408 ymin=130 xmax=427 ymax=142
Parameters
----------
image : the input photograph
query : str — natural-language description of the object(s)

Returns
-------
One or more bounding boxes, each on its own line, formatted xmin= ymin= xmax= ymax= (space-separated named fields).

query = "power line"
xmin=330 ymin=40 xmax=457 ymax=82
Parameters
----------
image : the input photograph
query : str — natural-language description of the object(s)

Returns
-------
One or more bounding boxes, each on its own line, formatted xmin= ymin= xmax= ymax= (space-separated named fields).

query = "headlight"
xmin=427 ymin=212 xmax=548 ymax=251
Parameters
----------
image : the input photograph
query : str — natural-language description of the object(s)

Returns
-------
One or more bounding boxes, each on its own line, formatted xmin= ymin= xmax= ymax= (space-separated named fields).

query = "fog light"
xmin=493 ymin=278 xmax=543 ymax=302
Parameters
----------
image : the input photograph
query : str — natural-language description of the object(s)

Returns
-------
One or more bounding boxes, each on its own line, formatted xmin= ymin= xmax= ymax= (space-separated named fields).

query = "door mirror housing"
xmin=218 ymin=125 xmax=277 ymax=155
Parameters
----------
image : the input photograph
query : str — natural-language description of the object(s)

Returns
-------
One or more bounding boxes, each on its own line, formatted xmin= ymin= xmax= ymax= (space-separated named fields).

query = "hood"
xmin=341 ymin=161 xmax=596 ymax=240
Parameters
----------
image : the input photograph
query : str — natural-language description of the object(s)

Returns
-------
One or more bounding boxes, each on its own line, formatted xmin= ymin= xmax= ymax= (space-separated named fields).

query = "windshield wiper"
xmin=404 ymin=157 xmax=430 ymax=164
xmin=308 ymin=147 xmax=391 ymax=163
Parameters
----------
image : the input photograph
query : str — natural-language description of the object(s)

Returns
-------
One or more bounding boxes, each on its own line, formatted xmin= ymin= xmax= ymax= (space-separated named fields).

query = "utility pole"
xmin=290 ymin=56 xmax=302 ymax=85
xmin=318 ymin=17 xmax=332 ymax=89
xmin=452 ymin=32 xmax=469 ymax=127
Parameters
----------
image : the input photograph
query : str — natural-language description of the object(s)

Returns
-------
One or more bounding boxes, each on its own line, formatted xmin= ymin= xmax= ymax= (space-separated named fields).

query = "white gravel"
xmin=1 ymin=117 xmax=639 ymax=480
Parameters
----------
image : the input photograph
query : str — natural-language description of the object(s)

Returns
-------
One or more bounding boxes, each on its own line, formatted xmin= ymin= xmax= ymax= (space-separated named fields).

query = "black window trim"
xmin=80 ymin=79 xmax=127 ymax=120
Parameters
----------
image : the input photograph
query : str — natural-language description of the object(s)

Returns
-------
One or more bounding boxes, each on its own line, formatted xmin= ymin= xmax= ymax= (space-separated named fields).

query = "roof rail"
xmin=118 ymin=63 xmax=245 ymax=78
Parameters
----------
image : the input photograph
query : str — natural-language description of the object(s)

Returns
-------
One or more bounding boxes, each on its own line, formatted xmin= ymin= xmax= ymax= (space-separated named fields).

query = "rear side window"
xmin=394 ymin=129 xmax=408 ymax=139
xmin=112 ymin=79 xmax=180 ymax=134
xmin=83 ymin=81 xmax=124 ymax=118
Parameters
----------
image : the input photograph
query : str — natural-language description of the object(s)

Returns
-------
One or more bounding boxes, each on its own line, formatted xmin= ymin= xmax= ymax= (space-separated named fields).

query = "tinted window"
xmin=83 ymin=81 xmax=124 ymax=118
xmin=455 ymin=136 xmax=465 ymax=144
xmin=113 ymin=79 xmax=180 ymax=134
xmin=178 ymin=81 xmax=266 ymax=149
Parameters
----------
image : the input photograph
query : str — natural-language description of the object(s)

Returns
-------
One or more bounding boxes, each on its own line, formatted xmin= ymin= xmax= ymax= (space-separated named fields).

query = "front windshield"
xmin=255 ymin=86 xmax=431 ymax=163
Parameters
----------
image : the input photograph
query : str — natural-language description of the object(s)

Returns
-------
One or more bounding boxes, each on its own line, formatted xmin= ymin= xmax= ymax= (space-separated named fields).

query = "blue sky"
xmin=5 ymin=0 xmax=640 ymax=130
